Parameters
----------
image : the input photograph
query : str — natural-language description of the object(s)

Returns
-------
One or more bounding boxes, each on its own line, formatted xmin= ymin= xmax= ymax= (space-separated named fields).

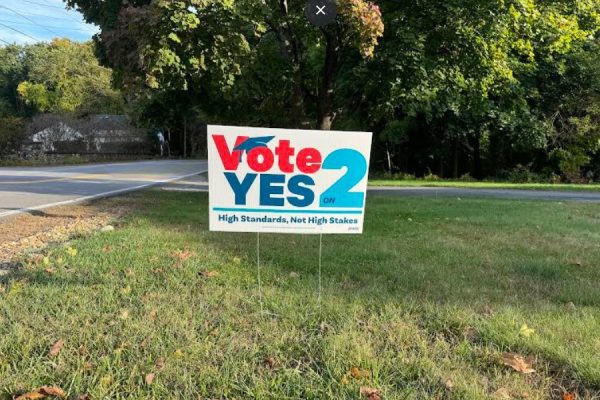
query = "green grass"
xmin=1 ymin=191 xmax=600 ymax=399
xmin=370 ymin=179 xmax=600 ymax=192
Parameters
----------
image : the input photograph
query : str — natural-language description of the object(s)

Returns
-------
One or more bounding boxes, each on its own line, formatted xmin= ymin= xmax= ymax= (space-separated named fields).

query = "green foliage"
xmin=15 ymin=39 xmax=124 ymax=115
xmin=63 ymin=0 xmax=600 ymax=180
xmin=0 ymin=116 xmax=25 ymax=156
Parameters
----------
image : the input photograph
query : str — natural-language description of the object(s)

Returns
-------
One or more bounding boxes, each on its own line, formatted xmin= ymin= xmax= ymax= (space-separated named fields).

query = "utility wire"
xmin=0 ymin=18 xmax=92 ymax=32
xmin=14 ymin=0 xmax=66 ymax=9
xmin=0 ymin=5 xmax=61 ymax=36
xmin=0 ymin=37 xmax=11 ymax=45
xmin=0 ymin=22 xmax=40 ymax=41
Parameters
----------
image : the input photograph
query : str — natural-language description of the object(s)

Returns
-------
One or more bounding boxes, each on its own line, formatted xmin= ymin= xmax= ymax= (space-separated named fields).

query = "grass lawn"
xmin=370 ymin=179 xmax=600 ymax=192
xmin=1 ymin=191 xmax=600 ymax=399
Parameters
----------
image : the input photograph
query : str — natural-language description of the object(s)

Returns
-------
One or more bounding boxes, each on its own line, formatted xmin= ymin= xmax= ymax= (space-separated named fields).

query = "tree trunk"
xmin=183 ymin=116 xmax=187 ymax=159
xmin=453 ymin=138 xmax=459 ymax=179
xmin=317 ymin=29 xmax=340 ymax=130
xmin=473 ymin=134 xmax=482 ymax=179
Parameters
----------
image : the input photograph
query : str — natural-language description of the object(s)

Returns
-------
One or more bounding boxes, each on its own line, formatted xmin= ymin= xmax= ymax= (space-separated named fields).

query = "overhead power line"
xmin=0 ymin=37 xmax=11 ymax=45
xmin=0 ymin=4 xmax=61 ymax=36
xmin=0 ymin=18 xmax=92 ymax=32
xmin=16 ymin=0 xmax=66 ymax=9
xmin=0 ymin=22 xmax=40 ymax=41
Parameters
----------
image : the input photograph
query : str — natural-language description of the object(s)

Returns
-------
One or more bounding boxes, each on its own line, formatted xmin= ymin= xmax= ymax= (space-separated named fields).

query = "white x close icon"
xmin=316 ymin=5 xmax=326 ymax=15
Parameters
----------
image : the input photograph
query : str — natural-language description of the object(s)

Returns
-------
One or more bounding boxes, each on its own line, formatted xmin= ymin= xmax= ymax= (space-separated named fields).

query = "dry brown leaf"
xmin=148 ymin=310 xmax=158 ymax=321
xmin=171 ymin=249 xmax=192 ymax=262
xmin=264 ymin=357 xmax=276 ymax=369
xmin=49 ymin=339 xmax=65 ymax=357
xmin=39 ymin=386 xmax=65 ymax=398
xmin=15 ymin=392 xmax=46 ymax=400
xmin=199 ymin=270 xmax=219 ymax=278
xmin=155 ymin=357 xmax=166 ymax=370
xmin=360 ymin=387 xmax=381 ymax=400
xmin=78 ymin=395 xmax=91 ymax=400
xmin=502 ymin=353 xmax=535 ymax=374
xmin=15 ymin=386 xmax=65 ymax=400
xmin=444 ymin=378 xmax=454 ymax=390
xmin=145 ymin=373 xmax=155 ymax=385
xmin=44 ymin=268 xmax=54 ymax=274
xmin=492 ymin=388 xmax=512 ymax=399
xmin=563 ymin=393 xmax=577 ymax=400
xmin=351 ymin=367 xmax=371 ymax=379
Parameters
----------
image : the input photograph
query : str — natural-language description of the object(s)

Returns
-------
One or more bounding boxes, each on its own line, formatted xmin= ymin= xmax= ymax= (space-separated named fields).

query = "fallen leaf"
xmin=360 ymin=387 xmax=381 ymax=400
xmin=351 ymin=366 xmax=370 ymax=379
xmin=39 ymin=386 xmax=65 ymax=398
xmin=519 ymin=324 xmax=535 ymax=338
xmin=15 ymin=386 xmax=65 ymax=400
xmin=264 ymin=357 xmax=276 ymax=369
xmin=100 ymin=375 xmax=112 ymax=386
xmin=148 ymin=309 xmax=158 ymax=321
xmin=66 ymin=247 xmax=78 ymax=258
xmin=121 ymin=285 xmax=132 ymax=295
xmin=502 ymin=353 xmax=535 ymax=374
xmin=45 ymin=268 xmax=54 ymax=274
xmin=15 ymin=392 xmax=46 ymax=400
xmin=444 ymin=378 xmax=454 ymax=390
xmin=199 ymin=270 xmax=219 ymax=278
xmin=78 ymin=395 xmax=91 ymax=400
xmin=120 ymin=309 xmax=130 ymax=319
xmin=563 ymin=393 xmax=577 ymax=400
xmin=172 ymin=249 xmax=192 ymax=262
xmin=319 ymin=322 xmax=328 ymax=334
xmin=49 ymin=339 xmax=65 ymax=357
xmin=155 ymin=357 xmax=166 ymax=369
xmin=145 ymin=373 xmax=155 ymax=385
xmin=174 ymin=349 xmax=183 ymax=358
xmin=289 ymin=272 xmax=300 ymax=278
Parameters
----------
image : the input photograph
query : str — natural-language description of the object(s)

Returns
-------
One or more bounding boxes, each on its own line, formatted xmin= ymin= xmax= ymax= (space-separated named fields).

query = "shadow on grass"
xmin=132 ymin=190 xmax=600 ymax=310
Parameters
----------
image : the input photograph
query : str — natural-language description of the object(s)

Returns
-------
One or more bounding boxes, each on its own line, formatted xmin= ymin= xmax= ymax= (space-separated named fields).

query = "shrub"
xmin=0 ymin=117 xmax=25 ymax=156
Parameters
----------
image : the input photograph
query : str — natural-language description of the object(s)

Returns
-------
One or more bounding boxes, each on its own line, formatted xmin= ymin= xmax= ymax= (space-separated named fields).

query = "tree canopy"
xmin=2 ymin=0 xmax=597 ymax=180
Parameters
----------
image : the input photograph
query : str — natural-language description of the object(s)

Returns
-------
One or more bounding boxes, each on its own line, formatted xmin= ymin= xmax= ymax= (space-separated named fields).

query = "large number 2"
xmin=319 ymin=149 xmax=367 ymax=208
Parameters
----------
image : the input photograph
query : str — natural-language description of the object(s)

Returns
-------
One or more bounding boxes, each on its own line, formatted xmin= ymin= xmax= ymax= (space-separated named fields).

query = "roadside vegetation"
xmin=1 ymin=190 xmax=599 ymax=399
xmin=2 ymin=0 xmax=600 ymax=182
xmin=369 ymin=179 xmax=600 ymax=192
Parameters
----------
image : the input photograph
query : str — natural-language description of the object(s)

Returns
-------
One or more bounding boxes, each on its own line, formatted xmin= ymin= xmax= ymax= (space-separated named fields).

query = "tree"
xmin=66 ymin=0 xmax=384 ymax=130
xmin=16 ymin=39 xmax=124 ymax=115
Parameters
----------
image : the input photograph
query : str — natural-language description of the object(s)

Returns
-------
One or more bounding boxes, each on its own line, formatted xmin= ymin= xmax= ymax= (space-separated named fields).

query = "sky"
xmin=0 ymin=0 xmax=98 ymax=45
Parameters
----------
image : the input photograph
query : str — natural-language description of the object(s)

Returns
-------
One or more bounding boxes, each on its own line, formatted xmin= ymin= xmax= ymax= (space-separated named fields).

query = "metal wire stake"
xmin=257 ymin=232 xmax=264 ymax=315
xmin=318 ymin=233 xmax=323 ymax=310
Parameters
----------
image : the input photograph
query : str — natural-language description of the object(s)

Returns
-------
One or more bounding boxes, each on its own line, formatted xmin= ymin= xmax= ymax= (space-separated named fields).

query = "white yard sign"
xmin=208 ymin=125 xmax=372 ymax=234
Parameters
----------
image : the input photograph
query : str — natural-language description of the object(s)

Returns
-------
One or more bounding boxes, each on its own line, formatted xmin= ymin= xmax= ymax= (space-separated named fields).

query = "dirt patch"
xmin=0 ymin=196 xmax=135 ymax=264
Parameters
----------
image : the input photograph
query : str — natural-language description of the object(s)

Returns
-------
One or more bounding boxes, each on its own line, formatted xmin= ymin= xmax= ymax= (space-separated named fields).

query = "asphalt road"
xmin=0 ymin=160 xmax=207 ymax=218
xmin=1 ymin=160 xmax=599 ymax=220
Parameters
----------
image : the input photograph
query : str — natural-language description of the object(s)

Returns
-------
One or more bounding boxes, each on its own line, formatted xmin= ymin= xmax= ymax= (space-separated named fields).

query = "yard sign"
xmin=208 ymin=125 xmax=373 ymax=234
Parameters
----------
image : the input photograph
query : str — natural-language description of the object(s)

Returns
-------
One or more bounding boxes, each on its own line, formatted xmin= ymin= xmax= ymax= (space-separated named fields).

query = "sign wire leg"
xmin=257 ymin=232 xmax=264 ymax=315
xmin=318 ymin=233 xmax=323 ymax=310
